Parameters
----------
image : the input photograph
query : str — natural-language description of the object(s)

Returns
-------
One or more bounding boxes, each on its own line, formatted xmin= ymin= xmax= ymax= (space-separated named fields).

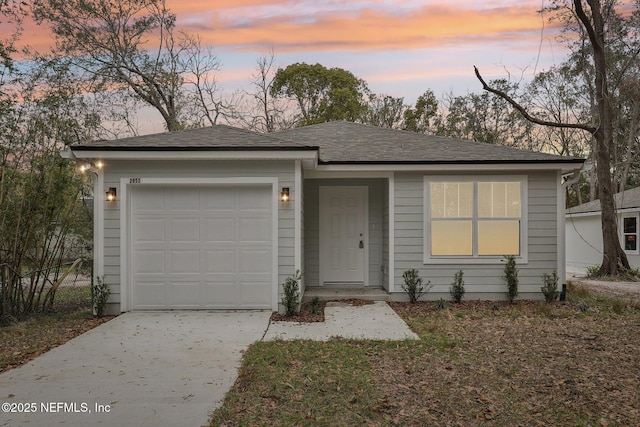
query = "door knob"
xmin=359 ymin=240 xmax=364 ymax=249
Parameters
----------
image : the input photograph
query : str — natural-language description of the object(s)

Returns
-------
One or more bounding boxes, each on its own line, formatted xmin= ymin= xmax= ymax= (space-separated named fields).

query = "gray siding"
xmin=393 ymin=171 xmax=559 ymax=300
xmin=101 ymin=160 xmax=296 ymax=313
xmin=303 ymin=178 xmax=387 ymax=288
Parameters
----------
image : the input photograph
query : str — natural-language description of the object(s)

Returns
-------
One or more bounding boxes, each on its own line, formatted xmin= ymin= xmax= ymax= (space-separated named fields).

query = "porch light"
xmin=280 ymin=187 xmax=290 ymax=202
xmin=79 ymin=161 xmax=104 ymax=173
xmin=106 ymin=187 xmax=117 ymax=202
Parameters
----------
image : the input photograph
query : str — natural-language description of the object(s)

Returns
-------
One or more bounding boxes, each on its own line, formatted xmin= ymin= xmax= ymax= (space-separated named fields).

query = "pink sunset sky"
xmin=4 ymin=0 xmax=597 ymax=132
xmin=161 ymin=0 xmax=567 ymax=100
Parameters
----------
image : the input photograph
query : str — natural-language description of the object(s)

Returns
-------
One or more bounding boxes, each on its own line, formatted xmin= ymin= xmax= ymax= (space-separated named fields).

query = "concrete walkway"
xmin=0 ymin=311 xmax=271 ymax=427
xmin=263 ymin=301 xmax=419 ymax=341
xmin=0 ymin=302 xmax=417 ymax=426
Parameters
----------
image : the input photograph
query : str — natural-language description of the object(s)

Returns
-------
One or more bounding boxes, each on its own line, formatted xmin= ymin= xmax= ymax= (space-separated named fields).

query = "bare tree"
xmin=32 ymin=0 xmax=226 ymax=132
xmin=475 ymin=0 xmax=631 ymax=276
xmin=233 ymin=51 xmax=297 ymax=133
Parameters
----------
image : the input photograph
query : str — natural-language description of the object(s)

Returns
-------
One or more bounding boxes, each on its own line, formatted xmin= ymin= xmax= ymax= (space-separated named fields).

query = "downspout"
xmin=559 ymin=168 xmax=584 ymax=301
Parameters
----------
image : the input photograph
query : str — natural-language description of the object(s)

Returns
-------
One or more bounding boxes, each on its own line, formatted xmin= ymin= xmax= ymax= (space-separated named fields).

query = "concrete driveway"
xmin=0 ymin=311 xmax=271 ymax=427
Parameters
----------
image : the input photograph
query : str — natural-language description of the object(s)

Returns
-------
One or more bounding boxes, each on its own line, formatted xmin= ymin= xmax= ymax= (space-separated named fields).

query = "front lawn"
xmin=210 ymin=283 xmax=640 ymax=426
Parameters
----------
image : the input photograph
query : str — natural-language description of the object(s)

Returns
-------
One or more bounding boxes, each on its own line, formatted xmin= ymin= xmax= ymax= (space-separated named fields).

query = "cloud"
xmin=173 ymin=2 xmax=558 ymax=53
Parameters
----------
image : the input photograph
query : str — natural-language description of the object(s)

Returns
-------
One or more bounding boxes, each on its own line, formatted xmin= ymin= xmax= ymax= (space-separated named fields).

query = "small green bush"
xmin=541 ymin=271 xmax=560 ymax=303
xmin=310 ymin=296 xmax=321 ymax=315
xmin=281 ymin=270 xmax=303 ymax=316
xmin=93 ymin=275 xmax=111 ymax=317
xmin=585 ymin=265 xmax=600 ymax=277
xmin=402 ymin=269 xmax=431 ymax=304
xmin=435 ymin=298 xmax=447 ymax=310
xmin=450 ymin=270 xmax=465 ymax=303
xmin=503 ymin=255 xmax=519 ymax=303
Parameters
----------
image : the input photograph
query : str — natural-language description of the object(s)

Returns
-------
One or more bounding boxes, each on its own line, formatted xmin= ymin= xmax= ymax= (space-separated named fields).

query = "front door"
xmin=319 ymin=186 xmax=366 ymax=285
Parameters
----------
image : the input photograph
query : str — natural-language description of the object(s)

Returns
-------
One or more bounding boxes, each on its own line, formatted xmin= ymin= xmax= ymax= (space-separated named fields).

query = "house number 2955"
xmin=129 ymin=178 xmax=142 ymax=184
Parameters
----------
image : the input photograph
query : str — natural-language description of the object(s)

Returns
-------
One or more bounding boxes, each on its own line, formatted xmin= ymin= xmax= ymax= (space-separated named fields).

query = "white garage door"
xmin=129 ymin=185 xmax=273 ymax=310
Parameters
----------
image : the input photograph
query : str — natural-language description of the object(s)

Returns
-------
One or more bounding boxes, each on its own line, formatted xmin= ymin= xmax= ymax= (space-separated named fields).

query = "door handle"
xmin=359 ymin=240 xmax=364 ymax=249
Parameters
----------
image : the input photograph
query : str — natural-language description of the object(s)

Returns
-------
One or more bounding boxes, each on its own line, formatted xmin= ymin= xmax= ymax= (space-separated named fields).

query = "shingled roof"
xmin=70 ymin=121 xmax=584 ymax=167
xmin=70 ymin=124 xmax=317 ymax=152
xmin=567 ymin=186 xmax=640 ymax=214
xmin=275 ymin=121 xmax=584 ymax=165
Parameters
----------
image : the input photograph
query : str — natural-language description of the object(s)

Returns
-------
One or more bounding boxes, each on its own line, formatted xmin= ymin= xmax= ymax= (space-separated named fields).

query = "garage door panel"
xmin=239 ymin=249 xmax=271 ymax=273
xmin=133 ymin=250 xmax=166 ymax=275
xmin=168 ymin=218 xmax=200 ymax=243
xmin=133 ymin=281 xmax=166 ymax=308
xmin=130 ymin=184 xmax=273 ymax=310
xmin=203 ymin=250 xmax=236 ymax=273
xmin=202 ymin=281 xmax=236 ymax=307
xmin=238 ymin=281 xmax=272 ymax=307
xmin=201 ymin=187 xmax=235 ymax=211
xmin=203 ymin=218 xmax=236 ymax=242
xmin=133 ymin=218 xmax=166 ymax=243
xmin=239 ymin=217 xmax=271 ymax=242
xmin=167 ymin=187 xmax=201 ymax=211
xmin=169 ymin=250 xmax=200 ymax=274
xmin=168 ymin=281 xmax=202 ymax=308
xmin=238 ymin=188 xmax=271 ymax=210
xmin=131 ymin=187 xmax=165 ymax=212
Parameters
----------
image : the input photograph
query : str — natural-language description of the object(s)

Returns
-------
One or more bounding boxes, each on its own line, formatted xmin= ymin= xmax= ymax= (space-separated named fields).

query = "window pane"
xmin=479 ymin=182 xmax=521 ymax=218
xmin=624 ymin=217 xmax=637 ymax=234
xmin=430 ymin=183 xmax=444 ymax=218
xmin=506 ymin=182 xmax=521 ymax=217
xmin=625 ymin=235 xmax=637 ymax=251
xmin=478 ymin=182 xmax=492 ymax=217
xmin=478 ymin=220 xmax=520 ymax=255
xmin=433 ymin=182 xmax=473 ymax=218
xmin=431 ymin=220 xmax=472 ymax=256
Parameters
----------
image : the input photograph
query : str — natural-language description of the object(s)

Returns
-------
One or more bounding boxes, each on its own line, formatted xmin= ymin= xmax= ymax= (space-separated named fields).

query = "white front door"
xmin=319 ymin=186 xmax=366 ymax=285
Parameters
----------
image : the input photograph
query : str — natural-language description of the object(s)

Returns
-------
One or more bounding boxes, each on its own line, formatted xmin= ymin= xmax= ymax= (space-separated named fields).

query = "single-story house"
xmin=566 ymin=186 xmax=640 ymax=272
xmin=63 ymin=121 xmax=584 ymax=314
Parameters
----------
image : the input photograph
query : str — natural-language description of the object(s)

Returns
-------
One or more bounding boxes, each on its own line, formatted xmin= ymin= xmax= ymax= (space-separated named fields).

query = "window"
xmin=425 ymin=177 xmax=526 ymax=262
xmin=622 ymin=216 xmax=638 ymax=254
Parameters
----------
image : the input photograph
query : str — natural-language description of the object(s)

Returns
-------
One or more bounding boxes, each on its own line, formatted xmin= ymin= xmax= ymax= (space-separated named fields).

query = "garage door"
xmin=129 ymin=185 xmax=273 ymax=310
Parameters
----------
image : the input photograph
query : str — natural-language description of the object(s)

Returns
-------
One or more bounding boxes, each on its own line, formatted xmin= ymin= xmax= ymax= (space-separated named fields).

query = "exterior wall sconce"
xmin=280 ymin=187 xmax=290 ymax=202
xmin=106 ymin=187 xmax=117 ymax=202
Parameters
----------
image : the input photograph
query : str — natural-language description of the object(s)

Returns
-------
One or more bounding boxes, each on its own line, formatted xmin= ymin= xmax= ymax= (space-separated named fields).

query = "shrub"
xmin=281 ymin=270 xmax=303 ymax=316
xmin=402 ymin=269 xmax=431 ymax=303
xmin=93 ymin=275 xmax=111 ymax=317
xmin=310 ymin=296 xmax=321 ymax=315
xmin=585 ymin=265 xmax=600 ymax=277
xmin=435 ymin=298 xmax=447 ymax=310
xmin=450 ymin=270 xmax=465 ymax=303
xmin=503 ymin=255 xmax=519 ymax=303
xmin=541 ymin=271 xmax=560 ymax=303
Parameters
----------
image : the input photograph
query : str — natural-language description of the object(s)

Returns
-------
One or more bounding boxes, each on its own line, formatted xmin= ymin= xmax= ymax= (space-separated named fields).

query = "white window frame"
xmin=620 ymin=213 xmax=640 ymax=256
xmin=423 ymin=175 xmax=528 ymax=264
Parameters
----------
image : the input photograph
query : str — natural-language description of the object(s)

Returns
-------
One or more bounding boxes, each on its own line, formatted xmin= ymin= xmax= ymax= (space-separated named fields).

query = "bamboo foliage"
xmin=0 ymin=57 xmax=95 ymax=322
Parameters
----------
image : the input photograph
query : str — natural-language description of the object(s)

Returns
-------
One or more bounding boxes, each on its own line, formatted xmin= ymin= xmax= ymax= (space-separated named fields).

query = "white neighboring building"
xmin=566 ymin=187 xmax=640 ymax=272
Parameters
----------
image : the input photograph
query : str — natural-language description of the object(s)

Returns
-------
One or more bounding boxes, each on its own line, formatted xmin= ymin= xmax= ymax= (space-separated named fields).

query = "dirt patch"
xmin=570 ymin=277 xmax=640 ymax=303
xmin=269 ymin=299 xmax=375 ymax=323
xmin=373 ymin=300 xmax=640 ymax=426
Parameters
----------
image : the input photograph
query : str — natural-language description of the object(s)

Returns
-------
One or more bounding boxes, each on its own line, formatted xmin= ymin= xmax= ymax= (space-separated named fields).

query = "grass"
xmin=210 ymin=286 xmax=640 ymax=426
xmin=0 ymin=286 xmax=112 ymax=373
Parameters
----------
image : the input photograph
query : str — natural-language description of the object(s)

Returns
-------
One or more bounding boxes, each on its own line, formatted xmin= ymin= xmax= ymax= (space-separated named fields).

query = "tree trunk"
xmin=578 ymin=0 xmax=630 ymax=275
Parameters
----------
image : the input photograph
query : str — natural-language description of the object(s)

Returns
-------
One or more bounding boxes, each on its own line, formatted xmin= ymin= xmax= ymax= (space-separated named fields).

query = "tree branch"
xmin=474 ymin=66 xmax=597 ymax=134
